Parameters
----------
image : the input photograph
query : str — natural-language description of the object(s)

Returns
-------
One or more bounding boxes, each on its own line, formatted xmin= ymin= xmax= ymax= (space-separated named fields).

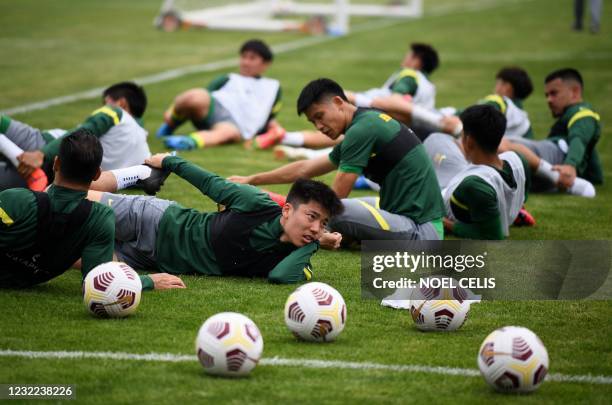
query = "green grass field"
xmin=1 ymin=0 xmax=611 ymax=403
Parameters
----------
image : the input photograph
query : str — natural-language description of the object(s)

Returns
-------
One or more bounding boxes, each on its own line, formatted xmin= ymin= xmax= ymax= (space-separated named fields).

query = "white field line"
xmin=1 ymin=0 xmax=534 ymax=116
xmin=0 ymin=349 xmax=610 ymax=385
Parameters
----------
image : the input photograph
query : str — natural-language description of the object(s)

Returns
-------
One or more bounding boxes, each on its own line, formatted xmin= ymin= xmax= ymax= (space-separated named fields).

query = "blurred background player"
xmin=0 ymin=82 xmax=152 ymax=191
xmin=158 ymin=39 xmax=283 ymax=150
xmin=230 ymin=78 xmax=445 ymax=243
xmin=87 ymin=153 xmax=343 ymax=283
xmin=0 ymin=129 xmax=183 ymax=290
xmin=269 ymin=43 xmax=460 ymax=162
xmin=500 ymin=68 xmax=601 ymax=197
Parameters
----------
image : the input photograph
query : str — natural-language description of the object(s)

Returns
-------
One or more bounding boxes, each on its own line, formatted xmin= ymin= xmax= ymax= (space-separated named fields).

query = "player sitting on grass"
xmin=87 ymin=153 xmax=343 ymax=283
xmin=499 ymin=68 xmax=601 ymax=197
xmin=0 ymin=129 xmax=183 ymax=290
xmin=230 ymin=78 xmax=446 ymax=243
xmin=158 ymin=39 xmax=283 ymax=150
xmin=477 ymin=66 xmax=535 ymax=139
xmin=428 ymin=105 xmax=530 ymax=239
xmin=0 ymin=82 xmax=152 ymax=192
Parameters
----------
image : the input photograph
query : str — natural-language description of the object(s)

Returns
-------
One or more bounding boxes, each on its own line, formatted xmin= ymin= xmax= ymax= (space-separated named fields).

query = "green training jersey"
xmin=0 ymin=186 xmax=156 ymax=288
xmin=480 ymin=95 xmax=534 ymax=139
xmin=386 ymin=69 xmax=418 ymax=96
xmin=155 ymin=156 xmax=317 ymax=284
xmin=547 ymin=102 xmax=602 ymax=184
xmin=449 ymin=153 xmax=530 ymax=240
xmin=329 ymin=108 xmax=445 ymax=224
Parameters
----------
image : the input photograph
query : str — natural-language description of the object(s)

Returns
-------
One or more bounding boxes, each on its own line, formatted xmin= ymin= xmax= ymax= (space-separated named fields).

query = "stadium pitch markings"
xmin=1 ymin=0 xmax=533 ymax=116
xmin=1 ymin=349 xmax=610 ymax=385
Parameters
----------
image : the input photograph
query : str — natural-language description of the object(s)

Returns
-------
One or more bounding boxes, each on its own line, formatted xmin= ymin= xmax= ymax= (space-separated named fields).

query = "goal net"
xmin=155 ymin=0 xmax=423 ymax=35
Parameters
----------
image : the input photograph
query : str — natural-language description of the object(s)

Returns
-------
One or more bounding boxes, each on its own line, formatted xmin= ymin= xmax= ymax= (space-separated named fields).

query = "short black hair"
xmin=545 ymin=68 xmax=583 ymax=88
xmin=410 ymin=43 xmax=439 ymax=74
xmin=459 ymin=104 xmax=507 ymax=154
xmin=240 ymin=39 xmax=273 ymax=62
xmin=496 ymin=67 xmax=533 ymax=100
xmin=297 ymin=78 xmax=348 ymax=116
xmin=286 ymin=178 xmax=344 ymax=218
xmin=103 ymin=82 xmax=147 ymax=118
xmin=58 ymin=128 xmax=103 ymax=185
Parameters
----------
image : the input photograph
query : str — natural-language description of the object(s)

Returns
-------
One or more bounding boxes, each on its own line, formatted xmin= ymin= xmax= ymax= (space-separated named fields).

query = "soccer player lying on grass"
xmin=87 ymin=153 xmax=343 ymax=284
xmin=426 ymin=105 xmax=530 ymax=240
xmin=230 ymin=78 xmax=446 ymax=243
xmin=0 ymin=129 xmax=183 ymax=290
xmin=0 ymin=82 xmax=152 ymax=192
xmin=498 ymin=68 xmax=601 ymax=197
xmin=158 ymin=39 xmax=284 ymax=150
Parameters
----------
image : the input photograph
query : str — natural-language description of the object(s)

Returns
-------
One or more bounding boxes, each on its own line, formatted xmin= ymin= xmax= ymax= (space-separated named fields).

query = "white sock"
xmin=411 ymin=105 xmax=444 ymax=130
xmin=0 ymin=134 xmax=23 ymax=167
xmin=535 ymin=159 xmax=560 ymax=184
xmin=354 ymin=93 xmax=373 ymax=108
xmin=281 ymin=131 xmax=305 ymax=147
xmin=111 ymin=165 xmax=152 ymax=190
xmin=567 ymin=177 xmax=596 ymax=198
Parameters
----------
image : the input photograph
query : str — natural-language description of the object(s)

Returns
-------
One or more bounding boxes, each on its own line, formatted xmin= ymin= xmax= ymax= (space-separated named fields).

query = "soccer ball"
xmin=478 ymin=326 xmax=549 ymax=393
xmin=195 ymin=312 xmax=263 ymax=377
xmin=408 ymin=277 xmax=472 ymax=331
xmin=284 ymin=282 xmax=346 ymax=342
xmin=83 ymin=262 xmax=142 ymax=318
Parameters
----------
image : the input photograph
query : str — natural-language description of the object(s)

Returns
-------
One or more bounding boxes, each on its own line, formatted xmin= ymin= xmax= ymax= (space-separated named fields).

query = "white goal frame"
xmin=155 ymin=0 xmax=423 ymax=35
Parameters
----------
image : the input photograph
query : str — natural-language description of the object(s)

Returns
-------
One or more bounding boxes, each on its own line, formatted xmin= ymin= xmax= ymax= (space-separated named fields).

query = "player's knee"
xmin=174 ymin=89 xmax=210 ymax=116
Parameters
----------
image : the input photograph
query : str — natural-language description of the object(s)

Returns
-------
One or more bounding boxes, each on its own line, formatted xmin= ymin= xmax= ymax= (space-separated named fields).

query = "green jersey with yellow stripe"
xmin=480 ymin=94 xmax=534 ymax=139
xmin=547 ymin=102 xmax=602 ymax=184
xmin=329 ymin=108 xmax=445 ymax=225
xmin=384 ymin=68 xmax=436 ymax=109
xmin=42 ymin=105 xmax=151 ymax=171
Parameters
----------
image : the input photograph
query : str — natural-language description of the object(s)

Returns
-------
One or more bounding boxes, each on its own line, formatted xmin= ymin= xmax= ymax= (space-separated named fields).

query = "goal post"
xmin=155 ymin=0 xmax=423 ymax=35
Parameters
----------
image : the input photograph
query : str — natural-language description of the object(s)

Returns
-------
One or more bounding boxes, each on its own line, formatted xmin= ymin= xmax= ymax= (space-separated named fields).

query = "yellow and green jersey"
xmin=41 ymin=105 xmax=150 ymax=171
xmin=480 ymin=95 xmax=534 ymax=139
xmin=547 ymin=102 xmax=602 ymax=184
xmin=384 ymin=68 xmax=436 ymax=109
xmin=446 ymin=152 xmax=531 ymax=240
xmin=329 ymin=108 xmax=445 ymax=225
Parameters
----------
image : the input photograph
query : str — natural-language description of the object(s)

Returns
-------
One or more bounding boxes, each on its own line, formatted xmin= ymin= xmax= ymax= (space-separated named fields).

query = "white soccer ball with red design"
xmin=195 ymin=312 xmax=263 ymax=377
xmin=478 ymin=326 xmax=549 ymax=393
xmin=83 ymin=262 xmax=142 ymax=318
xmin=408 ymin=277 xmax=472 ymax=331
xmin=284 ymin=282 xmax=347 ymax=342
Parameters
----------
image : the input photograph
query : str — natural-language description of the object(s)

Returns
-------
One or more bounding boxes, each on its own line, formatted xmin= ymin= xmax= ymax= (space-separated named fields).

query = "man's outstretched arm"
xmin=146 ymin=153 xmax=274 ymax=210
xmin=229 ymin=155 xmax=336 ymax=186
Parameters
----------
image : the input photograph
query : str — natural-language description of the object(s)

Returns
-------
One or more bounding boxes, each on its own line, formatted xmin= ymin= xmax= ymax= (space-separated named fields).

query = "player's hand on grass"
xmin=149 ymin=273 xmax=186 ymax=290
xmin=319 ymin=231 xmax=342 ymax=250
xmin=553 ymin=164 xmax=577 ymax=190
xmin=145 ymin=153 xmax=172 ymax=169
xmin=164 ymin=135 xmax=196 ymax=150
xmin=16 ymin=150 xmax=44 ymax=177
xmin=228 ymin=175 xmax=252 ymax=184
